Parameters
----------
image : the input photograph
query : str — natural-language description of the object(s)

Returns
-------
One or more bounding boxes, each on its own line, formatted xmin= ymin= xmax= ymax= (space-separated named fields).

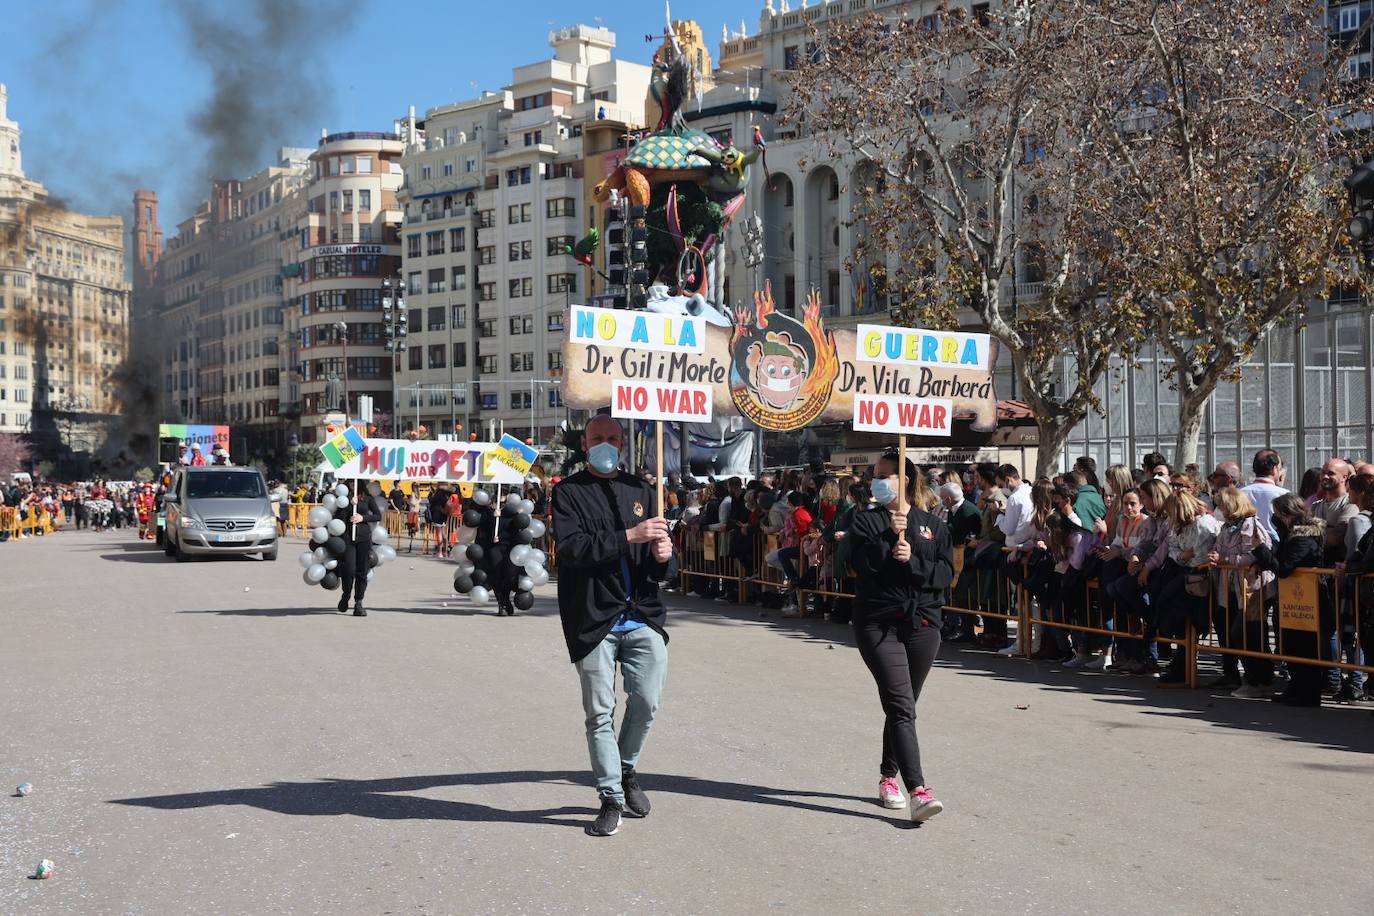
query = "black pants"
xmin=338 ymin=539 xmax=371 ymax=603
xmin=854 ymin=616 xmax=941 ymax=791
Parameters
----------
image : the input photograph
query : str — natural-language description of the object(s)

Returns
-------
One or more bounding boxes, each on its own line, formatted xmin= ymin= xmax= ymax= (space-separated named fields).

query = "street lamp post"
xmin=334 ymin=321 xmax=350 ymax=424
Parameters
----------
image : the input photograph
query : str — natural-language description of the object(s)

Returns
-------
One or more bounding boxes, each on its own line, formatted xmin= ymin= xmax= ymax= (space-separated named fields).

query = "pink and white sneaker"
xmin=878 ymin=776 xmax=907 ymax=809
xmin=909 ymin=786 xmax=944 ymax=823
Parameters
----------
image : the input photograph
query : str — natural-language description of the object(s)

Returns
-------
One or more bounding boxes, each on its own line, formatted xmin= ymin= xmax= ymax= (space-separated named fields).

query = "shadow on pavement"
xmin=935 ymin=643 xmax=1374 ymax=756
xmin=109 ymin=769 xmax=893 ymax=826
xmin=177 ymin=596 xmax=562 ymax=618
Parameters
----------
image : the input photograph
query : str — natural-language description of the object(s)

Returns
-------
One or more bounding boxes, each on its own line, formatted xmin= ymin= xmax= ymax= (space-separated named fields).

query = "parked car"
xmin=163 ymin=467 xmax=278 ymax=562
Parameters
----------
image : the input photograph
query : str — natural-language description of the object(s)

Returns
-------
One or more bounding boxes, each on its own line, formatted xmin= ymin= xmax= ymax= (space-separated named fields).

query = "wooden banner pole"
xmin=656 ymin=421 xmax=666 ymax=519
xmin=896 ymin=434 xmax=907 ymax=544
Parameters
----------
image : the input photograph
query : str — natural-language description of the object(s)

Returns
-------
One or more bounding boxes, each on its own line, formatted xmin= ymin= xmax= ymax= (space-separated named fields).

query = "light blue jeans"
xmin=575 ymin=626 xmax=669 ymax=804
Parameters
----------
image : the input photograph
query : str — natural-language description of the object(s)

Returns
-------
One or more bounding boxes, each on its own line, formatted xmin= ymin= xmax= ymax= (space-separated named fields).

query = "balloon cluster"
xmin=296 ymin=483 xmax=397 ymax=590
xmin=451 ymin=489 xmax=548 ymax=612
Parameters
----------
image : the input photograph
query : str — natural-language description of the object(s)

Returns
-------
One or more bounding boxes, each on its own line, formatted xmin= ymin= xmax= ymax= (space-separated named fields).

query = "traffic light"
xmin=629 ymin=204 xmax=649 ymax=305
xmin=604 ymin=201 xmax=629 ymax=308
xmin=382 ymin=281 xmax=408 ymax=352
xmin=1346 ymin=159 xmax=1374 ymax=265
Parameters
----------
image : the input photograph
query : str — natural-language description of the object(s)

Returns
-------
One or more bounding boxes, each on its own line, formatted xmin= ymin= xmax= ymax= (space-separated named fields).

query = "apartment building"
xmin=0 ymin=83 xmax=129 ymax=458
xmin=285 ymin=131 xmax=406 ymax=442
xmin=397 ymin=25 xmax=650 ymax=445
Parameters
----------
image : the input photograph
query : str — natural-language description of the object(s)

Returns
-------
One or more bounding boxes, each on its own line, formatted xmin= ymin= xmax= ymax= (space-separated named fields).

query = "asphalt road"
xmin=2 ymin=528 xmax=1373 ymax=915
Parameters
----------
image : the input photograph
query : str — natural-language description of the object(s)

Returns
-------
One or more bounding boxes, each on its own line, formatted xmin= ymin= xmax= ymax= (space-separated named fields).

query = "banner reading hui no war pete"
xmin=561 ymin=285 xmax=997 ymax=433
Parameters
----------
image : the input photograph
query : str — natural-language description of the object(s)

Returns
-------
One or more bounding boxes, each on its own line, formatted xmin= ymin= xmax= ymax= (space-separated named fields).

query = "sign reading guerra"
xmin=561 ymin=284 xmax=998 ymax=433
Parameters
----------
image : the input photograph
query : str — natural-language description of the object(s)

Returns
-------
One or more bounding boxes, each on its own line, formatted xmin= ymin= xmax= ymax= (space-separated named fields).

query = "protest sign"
xmin=851 ymin=394 xmax=954 ymax=436
xmin=485 ymin=434 xmax=539 ymax=479
xmin=328 ymin=438 xmax=525 ymax=485
xmin=611 ymin=379 xmax=714 ymax=423
xmin=561 ymin=284 xmax=996 ymax=432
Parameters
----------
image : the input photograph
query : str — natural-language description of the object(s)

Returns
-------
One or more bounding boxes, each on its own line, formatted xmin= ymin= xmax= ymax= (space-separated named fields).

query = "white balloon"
xmin=469 ymin=585 xmax=491 ymax=605
xmin=509 ymin=544 xmax=531 ymax=566
xmin=517 ymin=576 xmax=534 ymax=592
xmin=378 ymin=545 xmax=397 ymax=562
xmin=506 ymin=492 xmax=521 ymax=505
xmin=325 ymin=559 xmax=338 ymax=570
xmin=307 ymin=506 xmax=332 ymax=528
xmin=527 ymin=519 xmax=547 ymax=539
xmin=518 ymin=499 xmax=535 ymax=515
xmin=298 ymin=551 xmax=315 ymax=569
xmin=334 ymin=484 xmax=350 ymax=499
xmin=311 ymin=526 xmax=329 ymax=544
xmin=457 ymin=561 xmax=475 ymax=575
xmin=306 ymin=563 xmax=327 ymax=582
xmin=528 ymin=548 xmax=546 ymax=567
xmin=450 ymin=544 xmax=468 ymax=561
xmin=457 ymin=526 xmax=477 ymax=544
xmin=529 ymin=566 xmax=550 ymax=586
xmin=313 ymin=546 xmax=329 ymax=562
xmin=372 ymin=525 xmax=390 ymax=543
xmin=302 ymin=569 xmax=317 ymax=586
xmin=322 ymin=493 xmax=338 ymax=511
xmin=326 ymin=518 xmax=346 ymax=536
xmin=367 ymin=569 xmax=375 ymax=581
xmin=472 ymin=488 xmax=491 ymax=506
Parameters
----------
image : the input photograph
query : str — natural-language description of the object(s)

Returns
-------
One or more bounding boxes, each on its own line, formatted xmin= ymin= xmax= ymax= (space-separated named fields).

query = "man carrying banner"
xmin=554 ymin=415 xmax=673 ymax=837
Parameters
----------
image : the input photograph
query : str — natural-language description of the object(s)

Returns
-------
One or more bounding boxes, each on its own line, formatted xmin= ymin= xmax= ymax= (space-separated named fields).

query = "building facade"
xmin=0 ymin=83 xmax=129 ymax=463
xmin=396 ymin=25 xmax=651 ymax=445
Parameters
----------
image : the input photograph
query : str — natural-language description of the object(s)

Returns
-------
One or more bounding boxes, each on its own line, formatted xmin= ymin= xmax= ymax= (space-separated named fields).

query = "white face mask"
xmin=764 ymin=375 xmax=800 ymax=392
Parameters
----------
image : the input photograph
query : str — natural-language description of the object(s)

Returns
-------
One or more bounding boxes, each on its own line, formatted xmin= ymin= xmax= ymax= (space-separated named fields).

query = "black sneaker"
xmin=621 ymin=768 xmax=651 ymax=818
xmin=586 ymin=799 xmax=623 ymax=837
xmin=337 ymin=597 xmax=350 ymax=613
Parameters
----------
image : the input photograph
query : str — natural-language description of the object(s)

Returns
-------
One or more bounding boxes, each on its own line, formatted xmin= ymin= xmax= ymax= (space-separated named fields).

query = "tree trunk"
xmin=1173 ymin=384 xmax=1213 ymax=469
xmin=1035 ymin=415 xmax=1077 ymax=480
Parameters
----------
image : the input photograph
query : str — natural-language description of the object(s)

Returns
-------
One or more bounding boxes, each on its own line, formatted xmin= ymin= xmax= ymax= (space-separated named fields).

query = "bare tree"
xmin=787 ymin=1 xmax=1150 ymax=476
xmin=0 ymin=432 xmax=32 ymax=480
xmin=1083 ymin=0 xmax=1374 ymax=465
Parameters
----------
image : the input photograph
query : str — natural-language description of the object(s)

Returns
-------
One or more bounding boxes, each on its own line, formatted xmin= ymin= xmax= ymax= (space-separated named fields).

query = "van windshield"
xmin=186 ymin=472 xmax=266 ymax=499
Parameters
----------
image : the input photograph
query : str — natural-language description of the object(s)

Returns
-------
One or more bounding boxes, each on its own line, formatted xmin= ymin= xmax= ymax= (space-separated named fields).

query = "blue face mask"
xmin=870 ymin=477 xmax=898 ymax=507
xmin=587 ymin=442 xmax=621 ymax=474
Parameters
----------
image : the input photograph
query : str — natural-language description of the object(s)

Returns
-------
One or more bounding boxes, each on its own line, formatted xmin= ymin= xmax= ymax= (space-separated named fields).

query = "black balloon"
xmin=500 ymin=502 xmax=518 ymax=518
xmin=511 ymin=514 xmax=530 ymax=530
xmin=465 ymin=543 xmax=485 ymax=564
xmin=515 ymin=527 xmax=534 ymax=544
xmin=513 ymin=590 xmax=534 ymax=611
xmin=470 ymin=568 xmax=488 ymax=586
xmin=321 ymin=571 xmax=341 ymax=590
xmin=454 ymin=574 xmax=474 ymax=594
xmin=462 ymin=509 xmax=483 ymax=528
xmin=325 ymin=536 xmax=347 ymax=558
xmin=368 ymin=551 xmax=380 ymax=568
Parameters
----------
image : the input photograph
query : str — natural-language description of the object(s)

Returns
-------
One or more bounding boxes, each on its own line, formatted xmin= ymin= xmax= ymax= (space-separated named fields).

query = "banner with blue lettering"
xmin=562 ymin=288 xmax=997 ymax=433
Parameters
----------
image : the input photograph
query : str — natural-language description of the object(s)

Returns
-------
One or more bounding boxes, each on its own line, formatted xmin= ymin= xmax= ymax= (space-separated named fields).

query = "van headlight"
xmin=180 ymin=516 xmax=204 ymax=529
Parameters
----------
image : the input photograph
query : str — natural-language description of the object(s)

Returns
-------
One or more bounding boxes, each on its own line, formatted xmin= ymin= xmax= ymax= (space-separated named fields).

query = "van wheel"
xmin=164 ymin=534 xmax=175 ymax=557
xmin=175 ymin=539 xmax=189 ymax=562
xmin=263 ymin=547 xmax=278 ymax=561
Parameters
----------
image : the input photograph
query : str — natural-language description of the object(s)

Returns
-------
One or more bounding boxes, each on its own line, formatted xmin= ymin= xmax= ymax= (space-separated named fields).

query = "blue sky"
xmin=7 ymin=0 xmax=751 ymax=229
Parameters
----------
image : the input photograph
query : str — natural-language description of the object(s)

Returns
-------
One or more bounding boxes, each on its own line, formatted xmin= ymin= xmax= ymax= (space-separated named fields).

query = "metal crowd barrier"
xmin=2 ymin=506 xmax=56 ymax=539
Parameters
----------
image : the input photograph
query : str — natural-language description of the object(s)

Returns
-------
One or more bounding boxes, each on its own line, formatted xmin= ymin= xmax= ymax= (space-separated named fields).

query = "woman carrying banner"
xmin=847 ymin=450 xmax=954 ymax=823
xmin=336 ymin=482 xmax=382 ymax=617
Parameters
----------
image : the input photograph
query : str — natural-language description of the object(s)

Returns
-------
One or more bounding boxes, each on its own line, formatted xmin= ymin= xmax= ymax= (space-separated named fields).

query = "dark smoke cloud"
xmin=173 ymin=0 xmax=364 ymax=184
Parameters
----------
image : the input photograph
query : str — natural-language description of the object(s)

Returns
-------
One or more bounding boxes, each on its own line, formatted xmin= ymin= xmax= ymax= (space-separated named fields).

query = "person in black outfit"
xmin=1252 ymin=493 xmax=1327 ymax=706
xmin=427 ymin=485 xmax=451 ymax=557
xmin=848 ymin=451 xmax=953 ymax=824
xmin=335 ymin=482 xmax=382 ymax=616
xmin=554 ymin=415 xmax=673 ymax=838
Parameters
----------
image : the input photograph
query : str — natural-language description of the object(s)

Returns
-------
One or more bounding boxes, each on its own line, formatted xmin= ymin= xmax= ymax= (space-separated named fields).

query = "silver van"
xmin=162 ymin=466 xmax=279 ymax=561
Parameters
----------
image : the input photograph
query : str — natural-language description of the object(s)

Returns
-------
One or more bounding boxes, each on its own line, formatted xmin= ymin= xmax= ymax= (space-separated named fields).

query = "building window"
xmin=509 ymin=316 xmax=534 ymax=335
xmin=547 ymin=273 xmax=576 ymax=294
xmin=478 ymin=246 xmax=495 ymax=265
xmin=478 ymin=318 xmax=496 ymax=338
xmin=407 ymin=272 xmax=422 ymax=294
xmin=428 ymin=344 xmax=446 ymax=368
xmin=453 ymin=341 xmax=467 ymax=367
xmin=547 ymin=235 xmax=574 ymax=257
xmin=508 ymin=277 xmax=533 ymax=298
xmin=478 ymin=209 xmax=494 ymax=228
xmin=517 ymin=94 xmax=547 ymax=112
xmin=479 ymin=355 xmax=497 ymax=374
xmin=427 ymin=268 xmax=446 ymax=294
xmin=508 ymin=203 xmax=532 ymax=224
xmin=784 ymin=45 xmax=800 ymax=70
xmin=546 ymin=198 xmax=575 ymax=219
xmin=359 ymin=189 xmax=371 ymax=210
xmin=407 ymin=234 xmax=421 ymax=258
xmin=506 ymin=166 xmax=532 ymax=185
xmin=480 ymin=392 xmax=498 ymax=409
xmin=451 ymin=266 xmax=467 ymax=290
xmin=449 ymin=227 xmax=466 ymax=251
xmin=477 ymin=282 xmax=496 ymax=302
xmin=548 ymin=387 xmax=563 ymax=408
xmin=329 ymin=191 xmax=339 ymax=212
xmin=409 ymin=347 xmax=424 ymax=370
xmin=426 ymin=231 xmax=444 ymax=255
xmin=342 ymin=190 xmax=353 ymax=212
xmin=509 ymin=240 xmax=532 ymax=261
xmin=427 ymin=305 xmax=446 ymax=330
xmin=548 ymin=350 xmax=563 ymax=371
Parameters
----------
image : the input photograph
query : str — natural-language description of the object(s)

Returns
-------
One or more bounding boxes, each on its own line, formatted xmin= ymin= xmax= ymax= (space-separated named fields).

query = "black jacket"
xmin=554 ymin=470 xmax=669 ymax=663
xmin=849 ymin=504 xmax=954 ymax=628
xmin=946 ymin=498 xmax=982 ymax=546
xmin=1252 ymin=521 xmax=1324 ymax=578
xmin=335 ymin=494 xmax=382 ymax=545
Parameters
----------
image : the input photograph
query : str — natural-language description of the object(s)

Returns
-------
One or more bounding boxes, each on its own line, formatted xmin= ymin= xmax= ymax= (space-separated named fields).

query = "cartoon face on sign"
xmin=729 ymin=282 xmax=839 ymax=431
